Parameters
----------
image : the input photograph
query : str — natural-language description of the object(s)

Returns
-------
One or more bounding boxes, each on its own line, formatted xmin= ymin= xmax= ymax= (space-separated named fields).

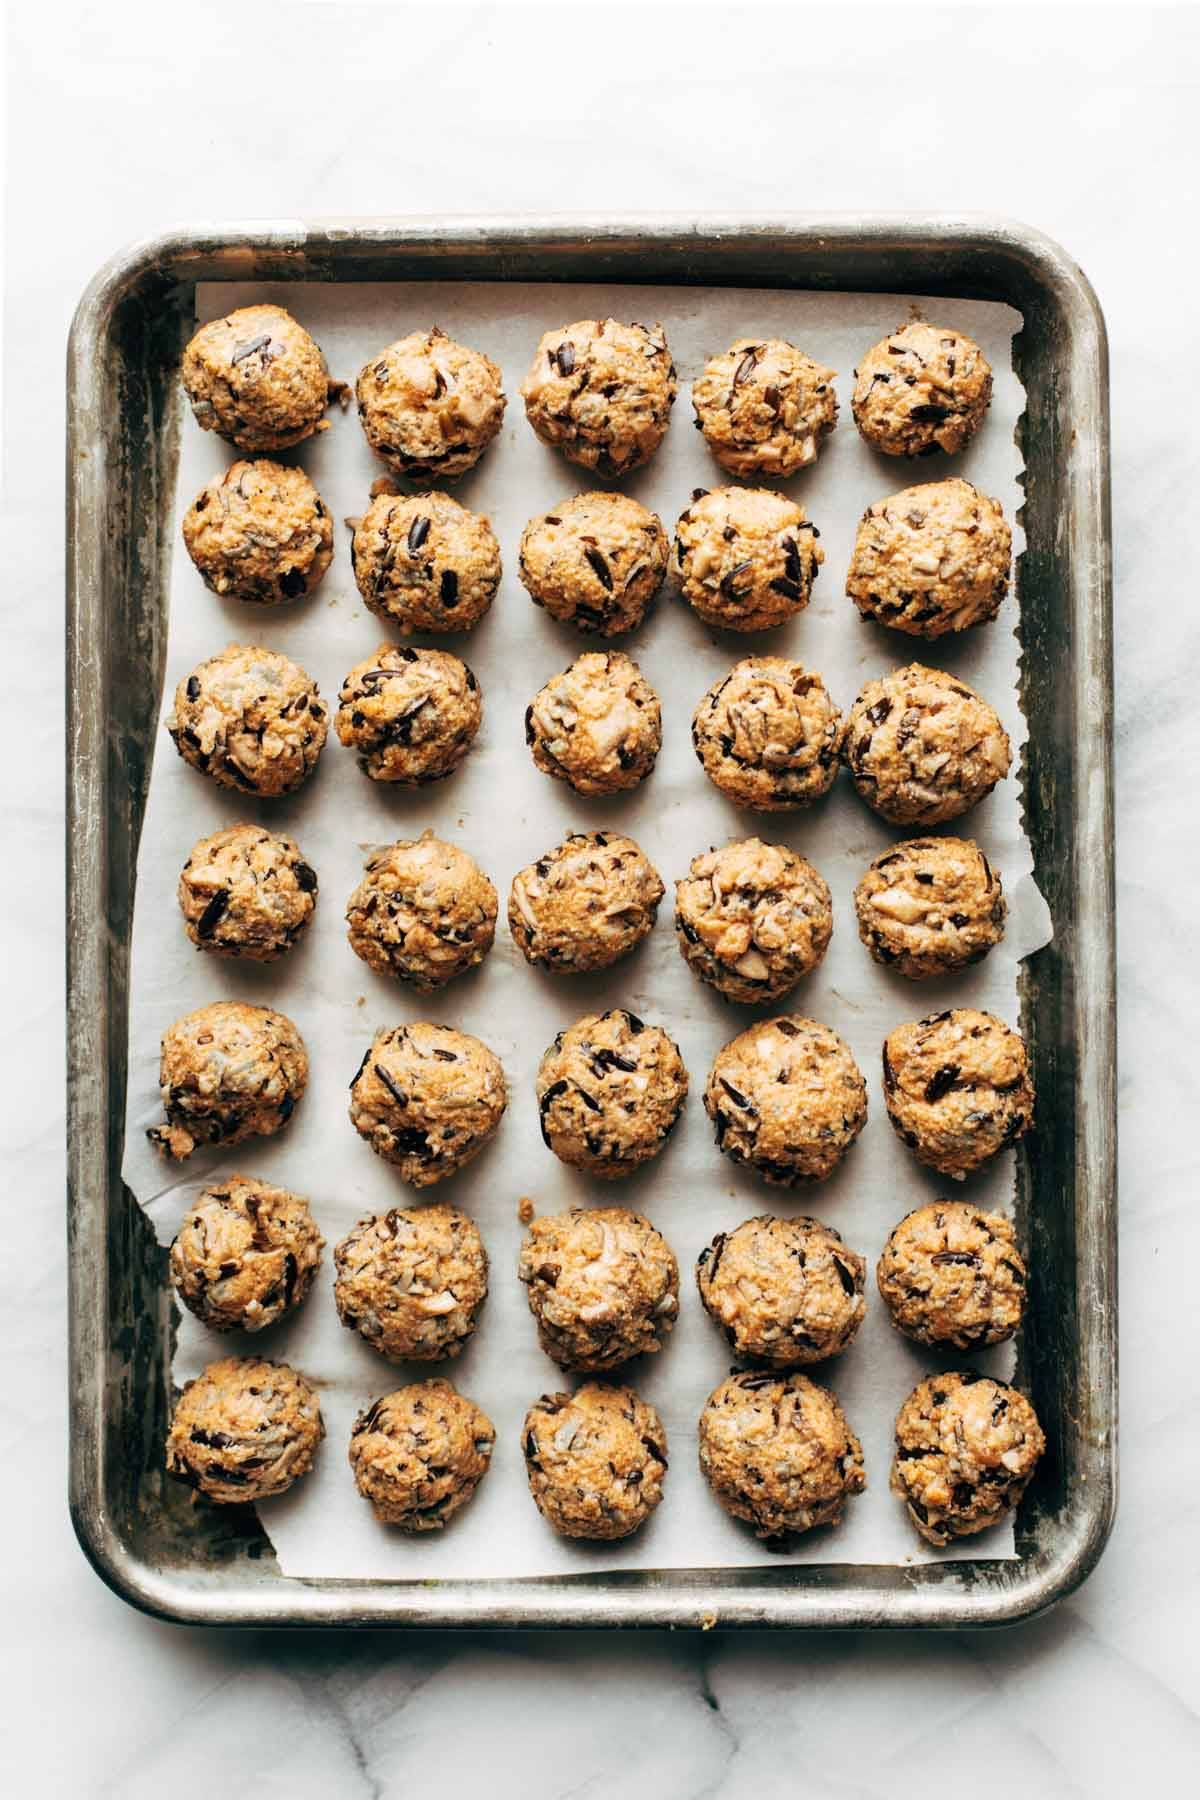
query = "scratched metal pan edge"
xmin=65 ymin=214 xmax=1115 ymax=1629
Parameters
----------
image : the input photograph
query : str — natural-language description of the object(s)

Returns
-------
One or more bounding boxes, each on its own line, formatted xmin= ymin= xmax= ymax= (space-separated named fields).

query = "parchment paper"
xmin=122 ymin=280 xmax=1049 ymax=1576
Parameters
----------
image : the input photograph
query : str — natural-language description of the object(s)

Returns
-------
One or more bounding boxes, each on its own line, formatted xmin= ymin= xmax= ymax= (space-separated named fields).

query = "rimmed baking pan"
xmin=66 ymin=215 xmax=1115 ymax=1628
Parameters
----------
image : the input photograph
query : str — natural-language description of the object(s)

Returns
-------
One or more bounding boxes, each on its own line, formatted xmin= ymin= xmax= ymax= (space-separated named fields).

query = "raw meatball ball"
xmin=336 ymin=644 xmax=481 ymax=786
xmin=705 ymin=1016 xmax=867 ymax=1186
xmin=356 ymin=327 xmax=505 ymax=482
xmin=508 ymin=831 xmax=664 ymax=974
xmin=181 ymin=304 xmax=330 ymax=452
xmin=698 ymin=1370 xmax=865 ymax=1539
xmin=169 ymin=1176 xmax=323 ymax=1334
xmin=520 ymin=318 xmax=677 ymax=476
xmin=349 ymin=1022 xmax=507 ymax=1187
xmin=166 ymin=1356 xmax=324 ymax=1503
xmin=518 ymin=492 xmax=669 ymax=636
xmin=855 ymin=836 xmax=1005 ymax=979
xmin=696 ymin=1216 xmax=865 ymax=1366
xmin=349 ymin=1380 xmax=495 ymax=1529
xmin=148 ymin=1001 xmax=308 ymax=1162
xmin=692 ymin=337 xmax=838 ymax=477
xmin=674 ymin=486 xmax=823 ymax=631
xmin=883 ymin=1008 xmax=1033 ymax=1178
xmin=526 ymin=650 xmax=661 ymax=796
xmin=351 ymin=489 xmax=501 ymax=633
xmin=846 ymin=479 xmax=1011 ymax=637
xmin=536 ymin=1009 xmax=688 ymax=1180
xmin=843 ymin=663 xmax=1011 ymax=826
xmin=675 ymin=838 xmax=832 ymax=1003
xmin=891 ymin=1371 xmax=1045 ymax=1545
xmin=334 ymin=1205 xmax=488 ymax=1361
xmin=522 ymin=1383 xmax=668 ymax=1540
xmin=182 ymin=460 xmax=333 ymax=605
xmin=692 ymin=657 xmax=844 ymax=811
xmin=346 ymin=832 xmax=497 ymax=990
xmin=166 ymin=643 xmax=328 ymax=797
xmin=518 ymin=1207 xmax=679 ymax=1371
xmin=877 ymin=1201 xmax=1027 ymax=1349
xmin=178 ymin=824 xmax=318 ymax=961
xmin=852 ymin=321 xmax=992 ymax=458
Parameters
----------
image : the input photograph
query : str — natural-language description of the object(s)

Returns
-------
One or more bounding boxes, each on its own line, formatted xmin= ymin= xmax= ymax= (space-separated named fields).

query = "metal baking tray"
xmin=67 ymin=215 xmax=1115 ymax=1628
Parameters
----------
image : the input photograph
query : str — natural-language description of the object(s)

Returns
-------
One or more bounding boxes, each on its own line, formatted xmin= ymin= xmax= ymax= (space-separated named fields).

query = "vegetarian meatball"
xmin=852 ymin=321 xmax=992 ymax=458
xmin=674 ymin=486 xmax=822 ymax=632
xmin=335 ymin=644 xmax=481 ymax=786
xmin=877 ymin=1201 xmax=1027 ymax=1349
xmin=148 ymin=1001 xmax=308 ymax=1162
xmin=846 ymin=478 xmax=1011 ymax=637
xmin=675 ymin=837 xmax=832 ymax=1003
xmin=356 ymin=326 xmax=505 ymax=482
xmin=169 ymin=1176 xmax=324 ymax=1334
xmin=518 ymin=492 xmax=669 ymax=636
xmin=696 ymin=1215 xmax=866 ymax=1366
xmin=854 ymin=836 xmax=1006 ymax=978
xmin=351 ymin=488 xmax=501 ymax=633
xmin=698 ymin=1370 xmax=865 ymax=1539
xmin=166 ymin=643 xmax=328 ymax=798
xmin=349 ymin=1380 xmax=495 ymax=1529
xmin=520 ymin=317 xmax=677 ymax=476
xmin=181 ymin=304 xmax=331 ymax=451
xmin=182 ymin=459 xmax=333 ymax=605
xmin=882 ymin=1008 xmax=1034 ymax=1178
xmin=346 ymin=832 xmax=497 ymax=990
xmin=891 ymin=1371 xmax=1045 ymax=1545
xmin=334 ymin=1205 xmax=488 ymax=1361
xmin=842 ymin=663 xmax=1011 ymax=826
xmin=526 ymin=650 xmax=661 ymax=796
xmin=691 ymin=336 xmax=838 ymax=477
xmin=704 ymin=1016 xmax=867 ymax=1185
xmin=178 ymin=824 xmax=318 ymax=961
xmin=349 ymin=1022 xmax=507 ymax=1187
xmin=692 ymin=657 xmax=844 ymax=810
xmin=522 ymin=1382 xmax=668 ymax=1540
xmin=166 ymin=1356 xmax=324 ymax=1503
xmin=508 ymin=831 xmax=664 ymax=974
xmin=536 ymin=1009 xmax=688 ymax=1179
xmin=518 ymin=1206 xmax=679 ymax=1371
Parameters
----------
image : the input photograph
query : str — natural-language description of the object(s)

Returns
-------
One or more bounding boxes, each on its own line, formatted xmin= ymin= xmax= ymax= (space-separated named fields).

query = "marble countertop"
xmin=5 ymin=4 xmax=1198 ymax=1793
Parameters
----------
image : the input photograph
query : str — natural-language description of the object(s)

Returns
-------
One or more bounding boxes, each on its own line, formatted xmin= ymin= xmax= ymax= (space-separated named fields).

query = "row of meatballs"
xmin=168 ymin=1352 xmax=1042 ymax=1551
xmin=177 ymin=826 xmax=1007 ymax=993
xmin=171 ymin=1184 xmax=1028 ymax=1369
xmin=181 ymin=305 xmax=994 ymax=480
xmin=183 ymin=465 xmax=1010 ymax=646
xmin=149 ymin=1004 xmax=1032 ymax=1185
xmin=167 ymin=645 xmax=1013 ymax=824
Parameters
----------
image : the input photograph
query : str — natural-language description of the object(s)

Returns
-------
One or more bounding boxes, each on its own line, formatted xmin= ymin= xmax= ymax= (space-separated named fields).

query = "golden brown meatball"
xmin=518 ymin=1207 xmax=679 ymax=1371
xmin=522 ymin=1383 xmax=668 ymax=1540
xmin=166 ymin=1356 xmax=324 ymax=1503
xmin=882 ymin=1008 xmax=1033 ymax=1179
xmin=698 ymin=1370 xmax=865 ymax=1538
xmin=355 ymin=326 xmax=505 ymax=481
xmin=877 ymin=1201 xmax=1027 ymax=1349
xmin=891 ymin=1372 xmax=1044 ymax=1545
xmin=181 ymin=304 xmax=331 ymax=451
xmin=691 ymin=337 xmax=837 ymax=477
xmin=349 ymin=1380 xmax=495 ymax=1529
xmin=148 ymin=1001 xmax=308 ymax=1162
xmin=520 ymin=318 xmax=676 ymax=476
xmin=852 ymin=321 xmax=992 ymax=457
xmin=704 ymin=1016 xmax=867 ymax=1185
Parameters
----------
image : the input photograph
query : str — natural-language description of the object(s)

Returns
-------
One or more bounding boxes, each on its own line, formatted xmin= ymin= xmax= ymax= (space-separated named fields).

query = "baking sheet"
xmin=121 ymin=281 xmax=1048 ymax=1577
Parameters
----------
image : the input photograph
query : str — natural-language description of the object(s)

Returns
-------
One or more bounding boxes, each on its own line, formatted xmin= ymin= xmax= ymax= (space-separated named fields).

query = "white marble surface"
xmin=4 ymin=2 xmax=1198 ymax=1792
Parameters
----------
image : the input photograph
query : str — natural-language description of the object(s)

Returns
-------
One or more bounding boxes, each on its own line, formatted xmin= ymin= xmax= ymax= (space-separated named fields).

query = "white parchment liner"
xmin=122 ymin=281 xmax=1049 ymax=1577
